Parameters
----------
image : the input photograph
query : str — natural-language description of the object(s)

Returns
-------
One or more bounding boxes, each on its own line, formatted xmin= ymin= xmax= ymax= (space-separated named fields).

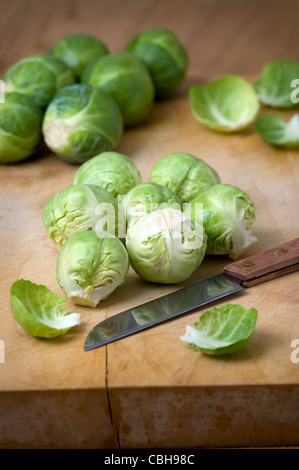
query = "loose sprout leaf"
xmin=254 ymin=113 xmax=299 ymax=148
xmin=253 ymin=59 xmax=299 ymax=108
xmin=189 ymin=75 xmax=260 ymax=133
xmin=10 ymin=279 xmax=81 ymax=338
xmin=180 ymin=303 xmax=258 ymax=355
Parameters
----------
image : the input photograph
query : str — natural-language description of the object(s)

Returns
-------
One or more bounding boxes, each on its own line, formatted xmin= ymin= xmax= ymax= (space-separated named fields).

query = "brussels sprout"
xmin=0 ymin=92 xmax=43 ymax=164
xmin=180 ymin=303 xmax=258 ymax=355
xmin=42 ymin=184 xmax=119 ymax=247
xmin=10 ymin=279 xmax=81 ymax=338
xmin=50 ymin=33 xmax=109 ymax=79
xmin=126 ymin=208 xmax=207 ymax=284
xmin=72 ymin=151 xmax=142 ymax=199
xmin=42 ymin=83 xmax=123 ymax=164
xmin=254 ymin=59 xmax=299 ymax=108
xmin=81 ymin=52 xmax=155 ymax=127
xmin=254 ymin=113 xmax=299 ymax=148
xmin=184 ymin=183 xmax=257 ymax=260
xmin=149 ymin=152 xmax=220 ymax=203
xmin=189 ymin=75 xmax=260 ymax=133
xmin=56 ymin=231 xmax=129 ymax=307
xmin=124 ymin=182 xmax=183 ymax=226
xmin=124 ymin=27 xmax=188 ymax=98
xmin=2 ymin=54 xmax=75 ymax=109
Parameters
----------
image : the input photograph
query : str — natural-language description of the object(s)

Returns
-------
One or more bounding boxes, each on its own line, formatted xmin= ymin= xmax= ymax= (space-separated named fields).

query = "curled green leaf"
xmin=254 ymin=113 xmax=299 ymax=148
xmin=10 ymin=279 xmax=81 ymax=338
xmin=181 ymin=303 xmax=258 ymax=355
xmin=253 ymin=59 xmax=299 ymax=108
xmin=189 ymin=75 xmax=260 ymax=133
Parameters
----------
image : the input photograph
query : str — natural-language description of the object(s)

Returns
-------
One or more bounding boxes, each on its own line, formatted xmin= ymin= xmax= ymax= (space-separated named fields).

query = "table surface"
xmin=1 ymin=0 xmax=299 ymax=449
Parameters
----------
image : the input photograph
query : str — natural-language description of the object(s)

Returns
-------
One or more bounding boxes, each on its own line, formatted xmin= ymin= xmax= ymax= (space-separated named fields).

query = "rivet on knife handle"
xmin=223 ymin=238 xmax=299 ymax=287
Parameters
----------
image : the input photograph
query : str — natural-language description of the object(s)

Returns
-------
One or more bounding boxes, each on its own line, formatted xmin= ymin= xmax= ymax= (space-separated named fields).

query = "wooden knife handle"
xmin=223 ymin=238 xmax=299 ymax=287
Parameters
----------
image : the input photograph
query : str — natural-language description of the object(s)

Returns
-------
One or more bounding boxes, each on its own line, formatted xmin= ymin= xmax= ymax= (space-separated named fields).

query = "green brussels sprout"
xmin=124 ymin=182 xmax=183 ymax=226
xmin=50 ymin=33 xmax=109 ymax=79
xmin=126 ymin=208 xmax=207 ymax=284
xmin=0 ymin=92 xmax=43 ymax=164
xmin=125 ymin=27 xmax=188 ymax=98
xmin=81 ymin=52 xmax=155 ymax=127
xmin=42 ymin=83 xmax=123 ymax=164
xmin=42 ymin=184 xmax=119 ymax=247
xmin=72 ymin=151 xmax=142 ymax=199
xmin=184 ymin=183 xmax=257 ymax=260
xmin=56 ymin=231 xmax=129 ymax=307
xmin=149 ymin=152 xmax=221 ymax=203
xmin=2 ymin=54 xmax=75 ymax=109
xmin=189 ymin=75 xmax=260 ymax=133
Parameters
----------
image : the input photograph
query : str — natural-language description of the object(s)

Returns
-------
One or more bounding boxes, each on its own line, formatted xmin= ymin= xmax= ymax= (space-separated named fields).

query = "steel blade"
xmin=84 ymin=273 xmax=243 ymax=351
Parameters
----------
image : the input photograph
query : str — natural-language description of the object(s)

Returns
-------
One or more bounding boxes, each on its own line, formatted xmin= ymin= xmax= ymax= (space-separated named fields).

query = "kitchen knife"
xmin=84 ymin=238 xmax=299 ymax=351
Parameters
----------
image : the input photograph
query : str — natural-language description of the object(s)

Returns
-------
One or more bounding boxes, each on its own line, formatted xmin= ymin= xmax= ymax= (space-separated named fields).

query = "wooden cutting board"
xmin=0 ymin=77 xmax=299 ymax=449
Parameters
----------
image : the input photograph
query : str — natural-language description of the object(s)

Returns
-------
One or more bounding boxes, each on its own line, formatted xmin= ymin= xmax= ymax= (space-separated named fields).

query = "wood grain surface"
xmin=0 ymin=0 xmax=299 ymax=449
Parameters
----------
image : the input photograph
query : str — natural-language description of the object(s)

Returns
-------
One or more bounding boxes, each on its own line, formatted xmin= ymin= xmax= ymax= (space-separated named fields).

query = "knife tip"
xmin=84 ymin=340 xmax=105 ymax=351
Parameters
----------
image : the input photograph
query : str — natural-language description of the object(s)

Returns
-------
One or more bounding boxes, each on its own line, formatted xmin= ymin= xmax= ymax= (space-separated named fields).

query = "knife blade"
xmin=84 ymin=238 xmax=299 ymax=351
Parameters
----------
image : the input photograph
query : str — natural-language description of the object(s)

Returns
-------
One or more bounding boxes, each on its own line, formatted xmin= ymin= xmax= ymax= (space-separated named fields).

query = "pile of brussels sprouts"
xmin=0 ymin=29 xmax=189 ymax=164
xmin=9 ymin=147 xmax=258 ymax=339
xmin=41 ymin=150 xmax=257 ymax=310
xmin=6 ymin=30 xmax=258 ymax=339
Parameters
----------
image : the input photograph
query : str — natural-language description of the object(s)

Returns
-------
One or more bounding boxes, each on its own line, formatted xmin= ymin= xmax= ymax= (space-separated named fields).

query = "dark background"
xmin=1 ymin=0 xmax=298 ymax=79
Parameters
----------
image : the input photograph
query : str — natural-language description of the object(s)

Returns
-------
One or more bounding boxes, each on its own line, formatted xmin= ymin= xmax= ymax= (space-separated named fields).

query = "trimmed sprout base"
xmin=56 ymin=231 xmax=129 ymax=307
xmin=42 ymin=84 xmax=123 ymax=164
xmin=184 ymin=183 xmax=257 ymax=260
